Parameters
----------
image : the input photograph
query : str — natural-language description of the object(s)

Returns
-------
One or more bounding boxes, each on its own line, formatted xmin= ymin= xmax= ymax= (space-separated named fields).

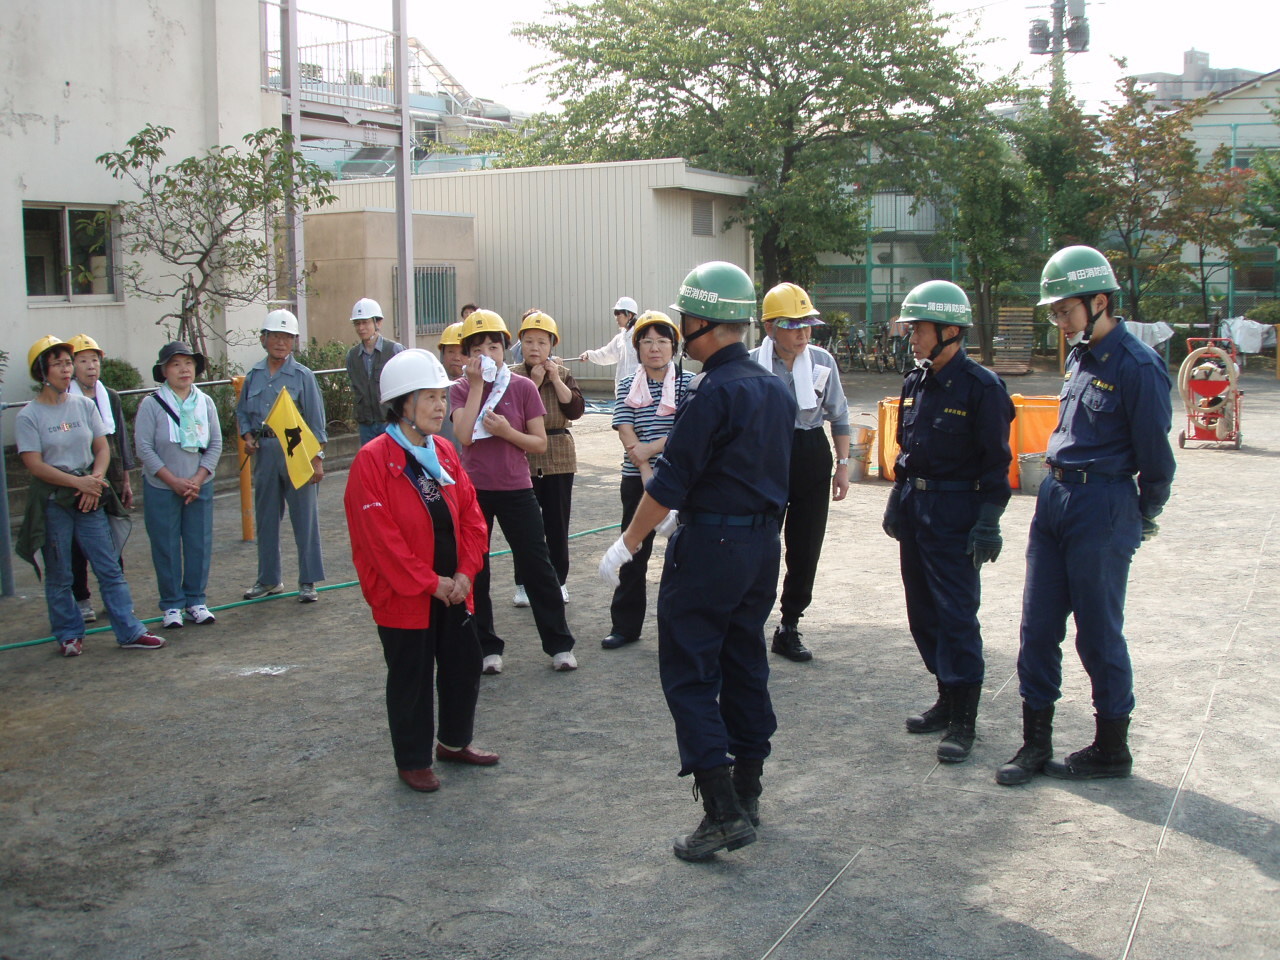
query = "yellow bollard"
xmin=232 ymin=375 xmax=254 ymax=542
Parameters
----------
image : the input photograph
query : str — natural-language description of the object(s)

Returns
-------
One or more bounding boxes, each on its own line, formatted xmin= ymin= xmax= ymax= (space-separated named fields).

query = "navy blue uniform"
xmin=893 ymin=354 xmax=1014 ymax=686
xmin=1018 ymin=320 xmax=1175 ymax=718
xmin=647 ymin=342 xmax=796 ymax=775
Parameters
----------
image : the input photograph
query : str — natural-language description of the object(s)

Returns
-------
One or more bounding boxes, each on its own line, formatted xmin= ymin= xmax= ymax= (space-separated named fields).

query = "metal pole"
xmin=0 ymin=430 xmax=14 ymax=597
xmin=281 ymin=0 xmax=308 ymax=339
xmin=392 ymin=0 xmax=417 ymax=347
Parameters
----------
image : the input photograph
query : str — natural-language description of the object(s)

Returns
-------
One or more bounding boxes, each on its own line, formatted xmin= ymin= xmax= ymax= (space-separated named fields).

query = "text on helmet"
xmin=681 ymin=285 xmax=719 ymax=304
xmin=1065 ymin=266 xmax=1110 ymax=282
xmin=926 ymin=301 xmax=967 ymax=313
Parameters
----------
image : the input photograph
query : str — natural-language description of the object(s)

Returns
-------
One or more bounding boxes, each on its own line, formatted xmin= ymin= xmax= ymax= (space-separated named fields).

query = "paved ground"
xmin=1 ymin=361 xmax=1277 ymax=960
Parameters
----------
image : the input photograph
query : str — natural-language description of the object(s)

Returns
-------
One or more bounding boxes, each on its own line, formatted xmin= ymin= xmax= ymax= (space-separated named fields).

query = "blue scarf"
xmin=387 ymin=423 xmax=454 ymax=485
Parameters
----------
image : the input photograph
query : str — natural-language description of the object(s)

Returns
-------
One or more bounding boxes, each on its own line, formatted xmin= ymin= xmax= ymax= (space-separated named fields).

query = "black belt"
xmin=545 ymin=428 xmax=570 ymax=436
xmin=679 ymin=511 xmax=778 ymax=528
xmin=1049 ymin=467 xmax=1132 ymax=485
xmin=908 ymin=477 xmax=979 ymax=492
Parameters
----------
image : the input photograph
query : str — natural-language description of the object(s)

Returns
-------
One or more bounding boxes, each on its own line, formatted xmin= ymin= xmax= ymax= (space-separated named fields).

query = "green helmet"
xmin=899 ymin=280 xmax=973 ymax=328
xmin=670 ymin=261 xmax=757 ymax=323
xmin=1038 ymin=245 xmax=1119 ymax=305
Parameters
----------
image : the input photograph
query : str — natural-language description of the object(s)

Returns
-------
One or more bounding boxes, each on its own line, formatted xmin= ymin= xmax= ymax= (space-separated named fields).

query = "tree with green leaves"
xmin=1086 ymin=77 xmax=1205 ymax=323
xmin=98 ymin=125 xmax=336 ymax=356
xmin=484 ymin=0 xmax=1007 ymax=290
xmin=1176 ymin=145 xmax=1254 ymax=324
xmin=1014 ymin=94 xmax=1103 ymax=250
xmin=1244 ymin=140 xmax=1280 ymax=246
xmin=943 ymin=126 xmax=1035 ymax=363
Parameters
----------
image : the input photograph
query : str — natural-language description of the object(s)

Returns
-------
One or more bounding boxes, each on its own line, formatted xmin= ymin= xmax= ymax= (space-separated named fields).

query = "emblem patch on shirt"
xmin=1090 ymin=379 xmax=1115 ymax=392
xmin=903 ymin=397 xmax=914 ymax=407
xmin=943 ymin=407 xmax=967 ymax=417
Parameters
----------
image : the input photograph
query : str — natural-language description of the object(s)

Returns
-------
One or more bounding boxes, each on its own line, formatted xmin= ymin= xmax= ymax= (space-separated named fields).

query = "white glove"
xmin=655 ymin=510 xmax=679 ymax=538
xmin=599 ymin=535 xmax=635 ymax=588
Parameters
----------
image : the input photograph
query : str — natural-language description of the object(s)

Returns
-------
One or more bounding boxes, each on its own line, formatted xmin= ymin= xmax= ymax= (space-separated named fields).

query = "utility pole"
xmin=1028 ymin=0 xmax=1091 ymax=105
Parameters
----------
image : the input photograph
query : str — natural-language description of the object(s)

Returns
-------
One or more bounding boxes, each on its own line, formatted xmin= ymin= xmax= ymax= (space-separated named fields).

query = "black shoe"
xmin=601 ymin=633 xmax=639 ymax=650
xmin=906 ymin=680 xmax=950 ymax=733
xmin=770 ymin=625 xmax=812 ymax=662
xmin=1043 ymin=715 xmax=1131 ymax=780
xmin=937 ymin=684 xmax=981 ymax=763
xmin=673 ymin=766 xmax=756 ymax=862
xmin=996 ymin=703 xmax=1054 ymax=786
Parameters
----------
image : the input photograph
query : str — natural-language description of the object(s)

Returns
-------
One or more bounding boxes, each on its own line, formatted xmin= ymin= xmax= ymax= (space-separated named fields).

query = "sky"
xmin=298 ymin=0 xmax=1276 ymax=116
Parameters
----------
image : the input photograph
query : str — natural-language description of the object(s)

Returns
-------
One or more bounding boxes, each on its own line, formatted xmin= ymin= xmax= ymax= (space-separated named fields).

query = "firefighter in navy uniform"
xmin=997 ymin=246 xmax=1175 ymax=786
xmin=883 ymin=281 xmax=1014 ymax=764
xmin=599 ymin=260 xmax=796 ymax=862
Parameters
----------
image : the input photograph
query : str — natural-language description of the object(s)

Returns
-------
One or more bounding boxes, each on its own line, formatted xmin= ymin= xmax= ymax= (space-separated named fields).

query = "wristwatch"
xmin=836 ymin=457 xmax=850 ymax=466
xmin=315 ymin=449 xmax=325 ymax=460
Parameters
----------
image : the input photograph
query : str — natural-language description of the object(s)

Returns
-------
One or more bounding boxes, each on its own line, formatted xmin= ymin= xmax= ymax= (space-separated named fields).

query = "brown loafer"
xmin=435 ymin=743 xmax=500 ymax=766
xmin=398 ymin=767 xmax=441 ymax=792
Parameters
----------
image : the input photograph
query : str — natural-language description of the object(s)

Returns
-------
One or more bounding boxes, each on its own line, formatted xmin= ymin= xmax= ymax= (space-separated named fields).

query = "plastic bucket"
xmin=1019 ymin=453 xmax=1049 ymax=494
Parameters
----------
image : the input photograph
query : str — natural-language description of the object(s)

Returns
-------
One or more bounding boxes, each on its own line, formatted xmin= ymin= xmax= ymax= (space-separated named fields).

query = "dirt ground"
xmin=1 ymin=361 xmax=1277 ymax=960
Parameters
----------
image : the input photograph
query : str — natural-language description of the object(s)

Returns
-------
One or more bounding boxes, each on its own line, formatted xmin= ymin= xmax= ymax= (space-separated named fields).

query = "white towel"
xmin=624 ymin=363 xmax=678 ymax=415
xmin=471 ymin=356 xmax=511 ymax=440
xmin=69 ymin=380 xmax=116 ymax=435
xmin=755 ymin=336 xmax=818 ymax=410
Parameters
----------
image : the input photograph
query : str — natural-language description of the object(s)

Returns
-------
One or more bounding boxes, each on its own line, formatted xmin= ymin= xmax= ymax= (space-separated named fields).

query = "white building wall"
xmin=323 ymin=159 xmax=754 ymax=383
xmin=1 ymin=0 xmax=276 ymax=424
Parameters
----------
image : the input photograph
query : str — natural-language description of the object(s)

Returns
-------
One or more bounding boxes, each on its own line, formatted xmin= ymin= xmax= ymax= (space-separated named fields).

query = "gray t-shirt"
xmin=15 ymin=394 xmax=106 ymax=473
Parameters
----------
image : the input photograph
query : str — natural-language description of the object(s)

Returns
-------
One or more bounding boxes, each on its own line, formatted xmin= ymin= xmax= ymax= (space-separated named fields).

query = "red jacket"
xmin=344 ymin=433 xmax=488 ymax=629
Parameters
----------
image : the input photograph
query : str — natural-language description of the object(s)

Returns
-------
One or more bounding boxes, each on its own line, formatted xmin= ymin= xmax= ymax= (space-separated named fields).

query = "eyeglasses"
xmin=637 ymin=337 xmax=671 ymax=348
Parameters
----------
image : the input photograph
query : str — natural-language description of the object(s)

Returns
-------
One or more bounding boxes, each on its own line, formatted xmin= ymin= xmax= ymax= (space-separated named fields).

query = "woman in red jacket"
xmin=344 ymin=349 xmax=497 ymax=793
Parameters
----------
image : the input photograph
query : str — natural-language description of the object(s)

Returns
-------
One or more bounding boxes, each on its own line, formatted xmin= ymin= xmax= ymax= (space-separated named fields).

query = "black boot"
xmin=906 ymin=678 xmax=950 ymax=734
xmin=770 ymin=624 xmax=813 ymax=662
xmin=673 ymin=766 xmax=757 ymax=862
xmin=936 ymin=684 xmax=981 ymax=763
xmin=1044 ymin=715 xmax=1132 ymax=780
xmin=996 ymin=703 xmax=1054 ymax=786
xmin=732 ymin=758 xmax=763 ymax=828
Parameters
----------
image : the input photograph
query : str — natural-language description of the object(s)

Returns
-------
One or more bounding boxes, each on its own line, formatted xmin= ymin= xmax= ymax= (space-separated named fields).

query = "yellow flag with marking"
xmin=263 ymin=386 xmax=321 ymax=489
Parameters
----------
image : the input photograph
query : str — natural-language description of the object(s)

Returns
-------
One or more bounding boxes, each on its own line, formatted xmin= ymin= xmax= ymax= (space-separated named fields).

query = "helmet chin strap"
xmin=916 ymin=323 xmax=960 ymax=371
xmin=1067 ymin=295 xmax=1106 ymax=348
xmin=679 ymin=317 xmax=716 ymax=360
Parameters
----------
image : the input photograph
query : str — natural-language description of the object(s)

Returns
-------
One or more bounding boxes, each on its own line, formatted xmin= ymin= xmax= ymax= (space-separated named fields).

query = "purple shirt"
xmin=449 ymin=374 xmax=547 ymax=491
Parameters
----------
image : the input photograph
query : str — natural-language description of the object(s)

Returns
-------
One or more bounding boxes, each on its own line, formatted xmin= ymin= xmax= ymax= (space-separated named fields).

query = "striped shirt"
xmin=612 ymin=370 xmax=694 ymax=477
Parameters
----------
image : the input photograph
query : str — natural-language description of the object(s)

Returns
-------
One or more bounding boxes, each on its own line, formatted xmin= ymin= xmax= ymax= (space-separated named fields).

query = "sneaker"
xmin=512 ymin=586 xmax=530 ymax=608
xmin=120 ymin=632 xmax=166 ymax=650
xmin=162 ymin=608 xmax=184 ymax=629
xmin=560 ymin=584 xmax=570 ymax=603
xmin=298 ymin=583 xmax=319 ymax=603
xmin=482 ymin=654 xmax=503 ymax=675
xmin=78 ymin=600 xmax=97 ymax=623
xmin=552 ymin=651 xmax=578 ymax=672
xmin=243 ymin=582 xmax=284 ymax=600
xmin=185 ymin=604 xmax=217 ymax=625
xmin=59 ymin=638 xmax=83 ymax=658
xmin=770 ymin=624 xmax=813 ymax=663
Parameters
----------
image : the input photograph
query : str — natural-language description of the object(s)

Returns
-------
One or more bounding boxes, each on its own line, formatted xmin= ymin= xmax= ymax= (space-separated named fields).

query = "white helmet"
xmin=351 ymin=297 xmax=383 ymax=322
xmin=263 ymin=309 xmax=300 ymax=336
xmin=380 ymin=349 xmax=451 ymax=404
xmin=613 ymin=296 xmax=639 ymax=315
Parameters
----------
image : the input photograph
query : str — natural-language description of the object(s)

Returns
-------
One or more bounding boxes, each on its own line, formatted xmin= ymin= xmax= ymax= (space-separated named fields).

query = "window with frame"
xmin=1234 ymin=246 xmax=1277 ymax=293
xmin=23 ymin=204 xmax=118 ymax=300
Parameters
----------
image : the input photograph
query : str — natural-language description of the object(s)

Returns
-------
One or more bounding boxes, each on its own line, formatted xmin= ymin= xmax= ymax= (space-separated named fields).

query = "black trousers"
xmin=514 ymin=471 xmax=574 ymax=587
xmin=474 ymin=487 xmax=574 ymax=658
xmin=609 ymin=475 xmax=656 ymax=640
xmin=377 ymin=602 xmax=483 ymax=771
xmin=778 ymin=427 xmax=833 ymax=625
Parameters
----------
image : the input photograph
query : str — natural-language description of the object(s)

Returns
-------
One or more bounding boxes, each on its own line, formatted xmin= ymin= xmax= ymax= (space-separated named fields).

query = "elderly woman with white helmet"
xmin=344 ymin=349 xmax=496 ymax=793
